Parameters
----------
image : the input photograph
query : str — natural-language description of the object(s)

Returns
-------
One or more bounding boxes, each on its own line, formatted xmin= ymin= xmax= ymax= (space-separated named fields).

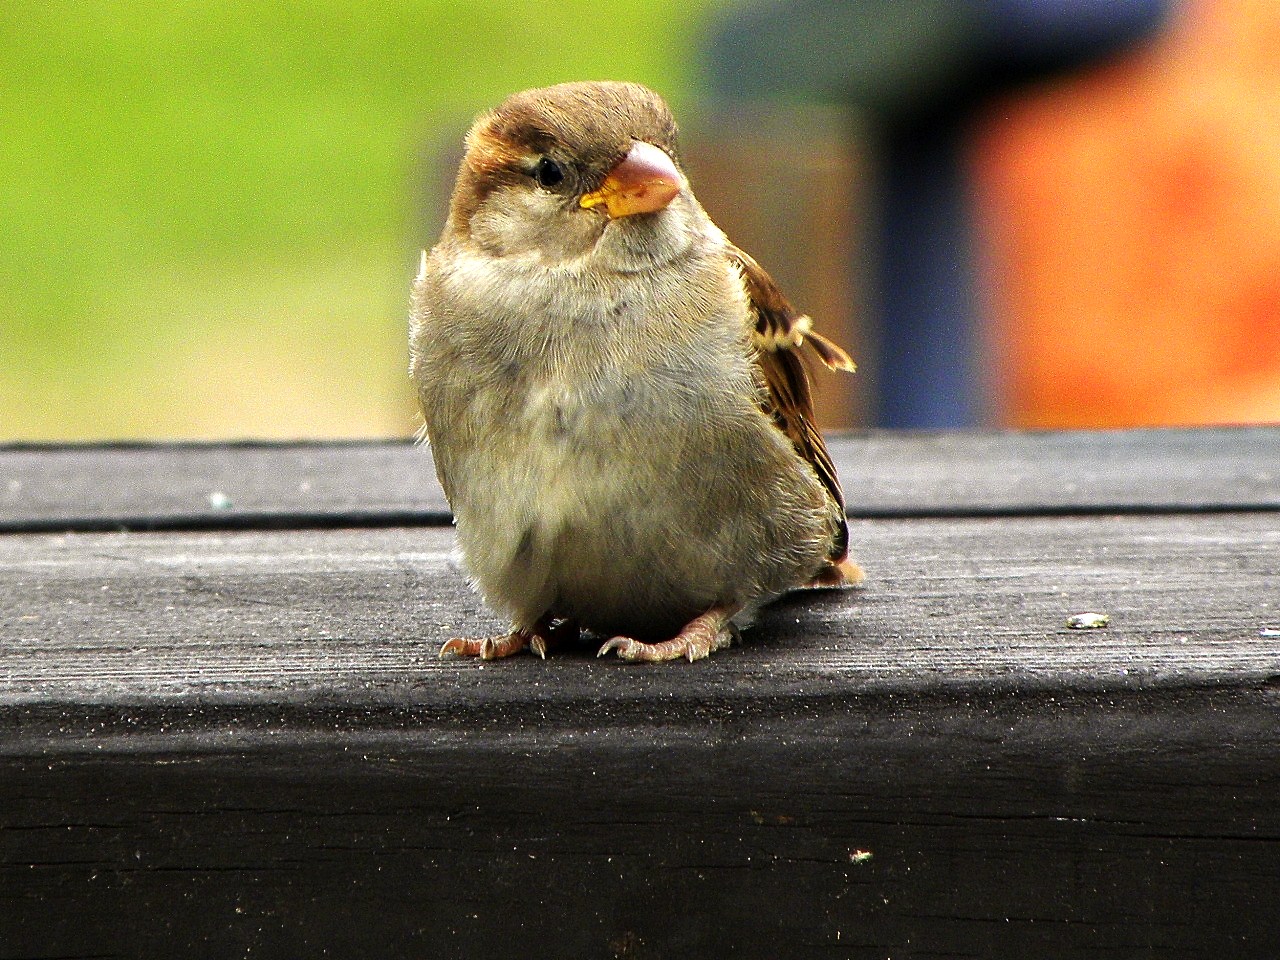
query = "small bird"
xmin=411 ymin=81 xmax=862 ymax=663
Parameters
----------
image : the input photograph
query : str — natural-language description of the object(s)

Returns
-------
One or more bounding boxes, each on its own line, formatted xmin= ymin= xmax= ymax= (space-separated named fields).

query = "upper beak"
xmin=580 ymin=141 xmax=685 ymax=218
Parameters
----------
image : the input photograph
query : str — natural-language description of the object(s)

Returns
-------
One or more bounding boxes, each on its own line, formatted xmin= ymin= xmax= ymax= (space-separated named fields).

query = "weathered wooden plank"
xmin=853 ymin=426 xmax=1280 ymax=514
xmin=2 ymin=689 xmax=1278 ymax=959
xmin=2 ymin=514 xmax=1276 ymax=723
xmin=2 ymin=514 xmax=1278 ymax=957
xmin=2 ymin=433 xmax=1278 ymax=959
xmin=2 ymin=427 xmax=1277 ymax=531
xmin=0 ymin=440 xmax=451 ymax=532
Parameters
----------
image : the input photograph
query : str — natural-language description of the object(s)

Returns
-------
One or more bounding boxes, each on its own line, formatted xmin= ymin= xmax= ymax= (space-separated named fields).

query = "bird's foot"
xmin=439 ymin=616 xmax=578 ymax=661
xmin=439 ymin=630 xmax=530 ymax=661
xmin=804 ymin=557 xmax=865 ymax=590
xmin=597 ymin=605 xmax=738 ymax=663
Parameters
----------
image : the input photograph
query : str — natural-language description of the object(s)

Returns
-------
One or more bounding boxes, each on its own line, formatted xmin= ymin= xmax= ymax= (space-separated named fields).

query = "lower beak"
xmin=580 ymin=141 xmax=684 ymax=218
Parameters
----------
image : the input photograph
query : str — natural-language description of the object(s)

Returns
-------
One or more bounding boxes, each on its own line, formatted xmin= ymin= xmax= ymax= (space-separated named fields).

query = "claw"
xmin=438 ymin=615 xmax=576 ymax=662
xmin=596 ymin=605 xmax=738 ymax=663
xmin=438 ymin=630 xmax=530 ymax=661
xmin=596 ymin=636 xmax=638 ymax=659
xmin=438 ymin=638 xmax=472 ymax=659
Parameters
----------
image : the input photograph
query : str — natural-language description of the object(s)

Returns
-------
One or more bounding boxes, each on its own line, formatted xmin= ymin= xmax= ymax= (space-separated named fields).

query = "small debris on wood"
xmin=1066 ymin=612 xmax=1110 ymax=630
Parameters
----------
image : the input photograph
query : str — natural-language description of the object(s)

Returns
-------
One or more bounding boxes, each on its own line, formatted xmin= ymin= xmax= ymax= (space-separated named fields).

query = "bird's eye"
xmin=533 ymin=157 xmax=565 ymax=189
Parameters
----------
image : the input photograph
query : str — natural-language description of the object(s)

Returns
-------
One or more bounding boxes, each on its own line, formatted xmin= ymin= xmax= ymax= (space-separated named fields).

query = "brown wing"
xmin=727 ymin=244 xmax=855 ymax=559
xmin=730 ymin=245 xmax=855 ymax=375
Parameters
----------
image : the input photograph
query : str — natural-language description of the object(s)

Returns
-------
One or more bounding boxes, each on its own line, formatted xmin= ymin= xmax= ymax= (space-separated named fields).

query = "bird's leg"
xmin=439 ymin=614 xmax=577 ymax=661
xmin=597 ymin=604 xmax=739 ymax=663
xmin=804 ymin=557 xmax=865 ymax=590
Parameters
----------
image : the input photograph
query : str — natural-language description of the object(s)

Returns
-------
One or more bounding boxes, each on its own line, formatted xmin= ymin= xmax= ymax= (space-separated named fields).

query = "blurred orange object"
xmin=975 ymin=0 xmax=1280 ymax=427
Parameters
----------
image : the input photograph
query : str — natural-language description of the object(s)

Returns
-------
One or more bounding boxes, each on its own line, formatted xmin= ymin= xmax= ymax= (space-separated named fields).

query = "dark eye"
xmin=533 ymin=156 xmax=564 ymax=189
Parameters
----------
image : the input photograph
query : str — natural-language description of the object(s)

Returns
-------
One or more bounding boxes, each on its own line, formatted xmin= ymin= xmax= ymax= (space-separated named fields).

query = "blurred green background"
xmin=1 ymin=1 xmax=720 ymax=440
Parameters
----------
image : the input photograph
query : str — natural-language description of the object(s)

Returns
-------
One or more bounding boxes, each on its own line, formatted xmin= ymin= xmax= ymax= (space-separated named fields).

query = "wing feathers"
xmin=726 ymin=243 xmax=855 ymax=560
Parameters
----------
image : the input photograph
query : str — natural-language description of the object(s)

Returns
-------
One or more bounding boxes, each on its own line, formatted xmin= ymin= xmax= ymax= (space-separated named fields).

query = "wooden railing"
xmin=2 ymin=428 xmax=1278 ymax=957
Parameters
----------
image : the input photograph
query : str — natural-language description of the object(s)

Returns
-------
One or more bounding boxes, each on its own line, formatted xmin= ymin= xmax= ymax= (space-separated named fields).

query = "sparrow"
xmin=411 ymin=80 xmax=862 ymax=663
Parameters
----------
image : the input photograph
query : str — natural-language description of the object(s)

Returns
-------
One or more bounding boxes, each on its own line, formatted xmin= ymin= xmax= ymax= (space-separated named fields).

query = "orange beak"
xmin=580 ymin=140 xmax=684 ymax=218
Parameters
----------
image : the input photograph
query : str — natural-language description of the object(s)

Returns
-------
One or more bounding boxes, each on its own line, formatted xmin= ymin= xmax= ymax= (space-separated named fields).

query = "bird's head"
xmin=445 ymin=81 xmax=702 ymax=270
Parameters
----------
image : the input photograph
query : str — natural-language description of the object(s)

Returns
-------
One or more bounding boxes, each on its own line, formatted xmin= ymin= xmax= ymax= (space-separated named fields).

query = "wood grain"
xmin=3 ymin=690 xmax=1277 ymax=959
xmin=2 ymin=427 xmax=1277 ymax=531
xmin=2 ymin=513 xmax=1277 ymax=725
xmin=2 ymin=432 xmax=1279 ymax=959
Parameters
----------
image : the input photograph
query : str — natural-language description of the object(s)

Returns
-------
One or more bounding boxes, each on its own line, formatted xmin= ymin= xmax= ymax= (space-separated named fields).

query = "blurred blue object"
xmin=702 ymin=0 xmax=1169 ymax=427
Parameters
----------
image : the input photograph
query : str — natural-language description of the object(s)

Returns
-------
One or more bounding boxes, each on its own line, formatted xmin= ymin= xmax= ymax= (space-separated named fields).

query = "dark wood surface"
xmin=2 ymin=428 xmax=1278 ymax=959
xmin=3 ymin=426 xmax=1277 ymax=532
xmin=3 ymin=514 xmax=1278 ymax=715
